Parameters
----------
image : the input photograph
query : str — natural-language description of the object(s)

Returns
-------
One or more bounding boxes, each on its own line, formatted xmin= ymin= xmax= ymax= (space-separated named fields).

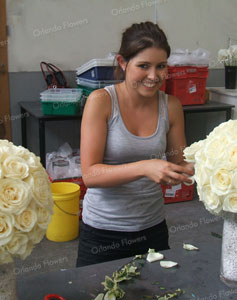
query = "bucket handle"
xmin=54 ymin=201 xmax=80 ymax=216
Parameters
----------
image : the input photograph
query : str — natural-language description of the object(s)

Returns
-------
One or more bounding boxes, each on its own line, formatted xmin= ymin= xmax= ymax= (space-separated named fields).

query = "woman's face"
xmin=119 ymin=47 xmax=168 ymax=98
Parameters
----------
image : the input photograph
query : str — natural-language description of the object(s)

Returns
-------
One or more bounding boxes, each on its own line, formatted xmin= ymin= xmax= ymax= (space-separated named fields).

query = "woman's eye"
xmin=157 ymin=64 xmax=167 ymax=69
xmin=138 ymin=64 xmax=149 ymax=69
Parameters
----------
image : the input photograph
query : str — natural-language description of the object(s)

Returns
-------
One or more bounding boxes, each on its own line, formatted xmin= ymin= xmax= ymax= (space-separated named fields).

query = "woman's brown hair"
xmin=114 ymin=21 xmax=170 ymax=81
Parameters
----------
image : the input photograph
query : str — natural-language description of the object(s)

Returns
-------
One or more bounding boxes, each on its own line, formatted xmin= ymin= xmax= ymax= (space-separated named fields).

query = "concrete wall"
xmin=7 ymin=0 xmax=237 ymax=72
xmin=6 ymin=0 xmax=236 ymax=156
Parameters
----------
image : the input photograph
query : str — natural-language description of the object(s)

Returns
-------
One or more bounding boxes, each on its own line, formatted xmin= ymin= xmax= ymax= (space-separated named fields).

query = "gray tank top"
xmin=82 ymin=85 xmax=170 ymax=232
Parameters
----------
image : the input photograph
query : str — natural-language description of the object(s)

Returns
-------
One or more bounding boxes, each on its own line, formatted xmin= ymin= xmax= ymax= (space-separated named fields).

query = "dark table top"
xmin=18 ymin=101 xmax=235 ymax=120
xmin=17 ymin=239 xmax=236 ymax=300
xmin=19 ymin=101 xmax=82 ymax=120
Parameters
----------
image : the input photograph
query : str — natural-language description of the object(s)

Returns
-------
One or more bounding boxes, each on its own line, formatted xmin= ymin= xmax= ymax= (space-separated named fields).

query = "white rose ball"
xmin=14 ymin=207 xmax=37 ymax=232
xmin=183 ymin=140 xmax=204 ymax=163
xmin=223 ymin=191 xmax=237 ymax=213
xmin=195 ymin=164 xmax=212 ymax=186
xmin=36 ymin=206 xmax=52 ymax=229
xmin=201 ymin=186 xmax=223 ymax=215
xmin=0 ymin=213 xmax=14 ymax=246
xmin=203 ymin=137 xmax=229 ymax=169
xmin=25 ymin=170 xmax=53 ymax=211
xmin=27 ymin=225 xmax=45 ymax=244
xmin=2 ymin=155 xmax=29 ymax=179
xmin=20 ymin=241 xmax=34 ymax=260
xmin=0 ymin=246 xmax=13 ymax=264
xmin=0 ymin=178 xmax=32 ymax=215
xmin=210 ymin=168 xmax=232 ymax=196
xmin=6 ymin=232 xmax=29 ymax=257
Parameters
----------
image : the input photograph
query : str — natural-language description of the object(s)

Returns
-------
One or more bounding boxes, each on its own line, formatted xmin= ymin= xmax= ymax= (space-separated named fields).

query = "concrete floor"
xmin=15 ymin=193 xmax=224 ymax=280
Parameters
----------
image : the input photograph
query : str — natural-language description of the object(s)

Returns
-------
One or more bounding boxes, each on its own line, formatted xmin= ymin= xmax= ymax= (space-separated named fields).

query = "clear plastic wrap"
xmin=168 ymin=48 xmax=210 ymax=66
xmin=46 ymin=143 xmax=81 ymax=180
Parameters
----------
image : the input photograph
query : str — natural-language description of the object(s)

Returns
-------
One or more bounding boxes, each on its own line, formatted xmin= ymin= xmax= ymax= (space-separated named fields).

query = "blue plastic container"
xmin=76 ymin=57 xmax=117 ymax=81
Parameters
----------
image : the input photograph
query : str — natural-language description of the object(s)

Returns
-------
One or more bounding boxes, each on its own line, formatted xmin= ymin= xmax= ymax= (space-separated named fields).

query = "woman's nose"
xmin=147 ymin=68 xmax=158 ymax=80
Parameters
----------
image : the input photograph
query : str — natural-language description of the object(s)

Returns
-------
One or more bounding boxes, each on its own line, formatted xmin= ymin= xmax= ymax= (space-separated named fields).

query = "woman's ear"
xmin=116 ymin=55 xmax=127 ymax=72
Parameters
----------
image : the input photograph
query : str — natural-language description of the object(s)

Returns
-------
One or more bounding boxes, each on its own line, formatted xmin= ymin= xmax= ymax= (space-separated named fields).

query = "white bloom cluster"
xmin=184 ymin=120 xmax=237 ymax=215
xmin=0 ymin=140 xmax=53 ymax=264
xmin=218 ymin=45 xmax=237 ymax=66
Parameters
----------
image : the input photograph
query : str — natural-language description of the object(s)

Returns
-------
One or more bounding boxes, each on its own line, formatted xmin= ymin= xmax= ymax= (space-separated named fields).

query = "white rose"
xmin=208 ymin=120 xmax=236 ymax=138
xmin=229 ymin=45 xmax=237 ymax=60
xmin=20 ymin=241 xmax=34 ymax=260
xmin=232 ymin=172 xmax=237 ymax=189
xmin=194 ymin=164 xmax=211 ymax=186
xmin=0 ymin=246 xmax=13 ymax=264
xmin=210 ymin=168 xmax=232 ymax=196
xmin=0 ymin=140 xmax=12 ymax=147
xmin=225 ymin=143 xmax=237 ymax=170
xmin=0 ymin=142 xmax=11 ymax=161
xmin=0 ymin=213 xmax=14 ymax=246
xmin=9 ymin=145 xmax=42 ymax=171
xmin=25 ymin=170 xmax=53 ymax=211
xmin=200 ymin=186 xmax=223 ymax=215
xmin=6 ymin=232 xmax=29 ymax=257
xmin=203 ymin=137 xmax=229 ymax=169
xmin=0 ymin=178 xmax=32 ymax=215
xmin=183 ymin=140 xmax=204 ymax=162
xmin=28 ymin=225 xmax=45 ymax=244
xmin=36 ymin=206 xmax=52 ymax=229
xmin=9 ymin=144 xmax=27 ymax=157
xmin=14 ymin=207 xmax=37 ymax=232
xmin=194 ymin=149 xmax=207 ymax=164
xmin=23 ymin=152 xmax=42 ymax=172
xmin=2 ymin=155 xmax=29 ymax=179
xmin=223 ymin=191 xmax=237 ymax=213
xmin=218 ymin=49 xmax=229 ymax=63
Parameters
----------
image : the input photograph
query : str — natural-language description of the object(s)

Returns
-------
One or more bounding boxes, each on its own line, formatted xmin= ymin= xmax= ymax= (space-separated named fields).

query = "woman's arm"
xmin=81 ymin=90 xmax=193 ymax=188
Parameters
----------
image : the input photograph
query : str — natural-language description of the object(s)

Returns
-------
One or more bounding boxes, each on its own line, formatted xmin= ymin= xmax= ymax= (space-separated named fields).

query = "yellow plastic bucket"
xmin=46 ymin=182 xmax=80 ymax=242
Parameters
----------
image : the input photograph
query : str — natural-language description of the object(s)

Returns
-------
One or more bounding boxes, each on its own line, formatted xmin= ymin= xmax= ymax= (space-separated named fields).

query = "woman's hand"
xmin=143 ymin=159 xmax=194 ymax=186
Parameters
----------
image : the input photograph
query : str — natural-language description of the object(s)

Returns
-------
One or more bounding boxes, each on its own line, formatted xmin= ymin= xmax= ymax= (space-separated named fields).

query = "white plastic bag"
xmin=168 ymin=48 xmax=210 ymax=66
xmin=168 ymin=49 xmax=191 ymax=66
xmin=46 ymin=143 xmax=81 ymax=180
xmin=190 ymin=48 xmax=210 ymax=66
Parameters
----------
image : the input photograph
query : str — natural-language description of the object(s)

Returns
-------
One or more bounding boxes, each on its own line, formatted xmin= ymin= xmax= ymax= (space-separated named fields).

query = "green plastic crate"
xmin=77 ymin=85 xmax=97 ymax=111
xmin=77 ymin=84 xmax=96 ymax=96
xmin=41 ymin=100 xmax=81 ymax=116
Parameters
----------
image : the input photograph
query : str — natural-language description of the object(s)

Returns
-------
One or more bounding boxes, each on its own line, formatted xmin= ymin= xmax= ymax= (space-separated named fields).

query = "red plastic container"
xmin=161 ymin=183 xmax=194 ymax=204
xmin=160 ymin=80 xmax=166 ymax=92
xmin=48 ymin=175 xmax=87 ymax=219
xmin=166 ymin=66 xmax=208 ymax=105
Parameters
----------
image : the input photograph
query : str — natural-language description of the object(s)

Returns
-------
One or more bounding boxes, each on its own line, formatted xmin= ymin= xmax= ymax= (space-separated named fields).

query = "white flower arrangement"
xmin=0 ymin=140 xmax=53 ymax=264
xmin=218 ymin=45 xmax=237 ymax=66
xmin=183 ymin=120 xmax=237 ymax=216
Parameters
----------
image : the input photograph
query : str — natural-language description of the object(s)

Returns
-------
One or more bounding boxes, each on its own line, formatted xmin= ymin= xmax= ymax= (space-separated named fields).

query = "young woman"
xmin=76 ymin=22 xmax=194 ymax=267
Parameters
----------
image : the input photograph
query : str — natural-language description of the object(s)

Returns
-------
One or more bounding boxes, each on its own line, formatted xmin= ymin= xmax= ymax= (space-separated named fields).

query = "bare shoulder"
xmin=166 ymin=94 xmax=184 ymax=125
xmin=83 ymin=88 xmax=112 ymax=121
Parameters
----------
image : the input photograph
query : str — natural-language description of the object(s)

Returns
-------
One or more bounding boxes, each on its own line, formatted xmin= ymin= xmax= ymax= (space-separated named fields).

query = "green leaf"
xmin=133 ymin=254 xmax=143 ymax=260
xmin=148 ymin=248 xmax=155 ymax=253
xmin=104 ymin=291 xmax=116 ymax=300
xmin=211 ymin=232 xmax=222 ymax=239
xmin=94 ymin=293 xmax=104 ymax=300
xmin=151 ymin=281 xmax=160 ymax=285
xmin=114 ymin=286 xmax=125 ymax=298
xmin=102 ymin=276 xmax=115 ymax=291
